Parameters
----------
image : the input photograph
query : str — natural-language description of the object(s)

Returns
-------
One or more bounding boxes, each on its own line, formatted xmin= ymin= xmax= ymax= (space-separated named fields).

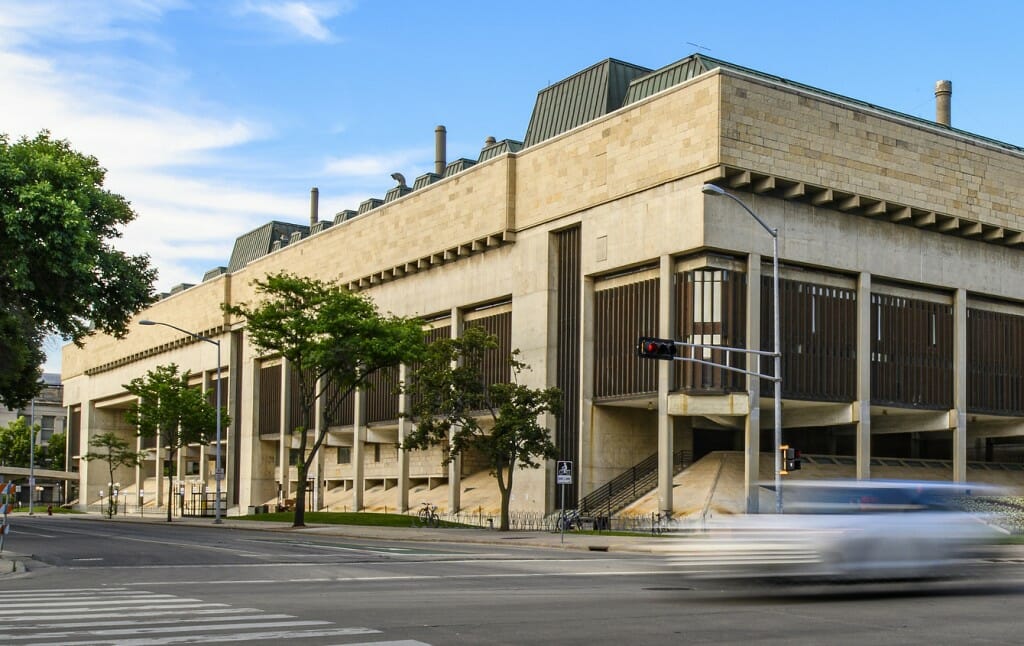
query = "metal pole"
xmin=215 ymin=342 xmax=223 ymax=524
xmin=701 ymin=185 xmax=783 ymax=513
xmin=140 ymin=320 xmax=224 ymax=524
xmin=28 ymin=398 xmax=35 ymax=516
xmin=559 ymin=483 xmax=565 ymax=544
xmin=772 ymin=234 xmax=783 ymax=514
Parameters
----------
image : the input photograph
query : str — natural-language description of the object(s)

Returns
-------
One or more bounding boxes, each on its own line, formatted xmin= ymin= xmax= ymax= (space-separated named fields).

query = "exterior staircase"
xmin=578 ymin=449 xmax=692 ymax=518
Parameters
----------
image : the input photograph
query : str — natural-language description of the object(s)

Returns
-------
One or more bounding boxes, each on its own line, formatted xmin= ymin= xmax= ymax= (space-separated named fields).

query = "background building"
xmin=0 ymin=373 xmax=70 ymax=505
xmin=62 ymin=54 xmax=1024 ymax=518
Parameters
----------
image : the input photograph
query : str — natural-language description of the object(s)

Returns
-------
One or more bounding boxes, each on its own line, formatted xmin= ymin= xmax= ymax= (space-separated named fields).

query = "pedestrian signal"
xmin=780 ymin=445 xmax=801 ymax=474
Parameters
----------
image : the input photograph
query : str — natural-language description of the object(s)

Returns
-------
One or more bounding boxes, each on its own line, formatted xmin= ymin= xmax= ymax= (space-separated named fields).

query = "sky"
xmin=3 ymin=1 xmax=1024 ymax=373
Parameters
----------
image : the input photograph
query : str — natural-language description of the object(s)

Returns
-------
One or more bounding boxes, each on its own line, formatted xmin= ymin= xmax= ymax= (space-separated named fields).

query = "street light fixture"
xmin=139 ymin=319 xmax=224 ymax=524
xmin=701 ymin=183 xmax=784 ymax=513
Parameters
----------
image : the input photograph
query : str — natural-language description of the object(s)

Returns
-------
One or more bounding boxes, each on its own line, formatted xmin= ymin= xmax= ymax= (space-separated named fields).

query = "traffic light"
xmin=636 ymin=336 xmax=677 ymax=360
xmin=780 ymin=445 xmax=801 ymax=474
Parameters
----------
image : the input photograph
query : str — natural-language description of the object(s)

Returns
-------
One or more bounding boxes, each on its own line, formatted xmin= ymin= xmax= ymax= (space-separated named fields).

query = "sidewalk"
xmin=0 ymin=512 xmax=672 ymax=577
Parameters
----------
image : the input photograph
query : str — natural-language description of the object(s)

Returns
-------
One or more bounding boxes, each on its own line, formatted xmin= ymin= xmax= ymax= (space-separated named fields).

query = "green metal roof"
xmin=478 ymin=139 xmax=523 ymax=162
xmin=623 ymin=54 xmax=724 ymax=105
xmin=227 ymin=221 xmax=309 ymax=273
xmin=523 ymin=58 xmax=651 ymax=148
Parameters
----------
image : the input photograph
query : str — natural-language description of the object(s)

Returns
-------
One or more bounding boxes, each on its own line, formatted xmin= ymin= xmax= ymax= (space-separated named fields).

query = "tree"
xmin=0 ymin=416 xmax=44 ymax=467
xmin=403 ymin=325 xmax=562 ymax=531
xmin=123 ymin=364 xmax=228 ymax=522
xmin=46 ymin=431 xmax=67 ymax=471
xmin=224 ymin=272 xmax=425 ymax=527
xmin=0 ymin=131 xmax=156 ymax=409
xmin=82 ymin=431 xmax=146 ymax=519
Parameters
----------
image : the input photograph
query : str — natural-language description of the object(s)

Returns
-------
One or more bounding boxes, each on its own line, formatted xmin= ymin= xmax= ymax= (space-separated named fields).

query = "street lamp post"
xmin=139 ymin=319 xmax=223 ymax=524
xmin=701 ymin=183 xmax=784 ymax=513
xmin=28 ymin=396 xmax=36 ymax=516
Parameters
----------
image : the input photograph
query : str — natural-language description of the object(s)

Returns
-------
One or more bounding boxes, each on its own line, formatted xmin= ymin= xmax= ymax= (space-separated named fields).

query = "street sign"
xmin=556 ymin=461 xmax=573 ymax=485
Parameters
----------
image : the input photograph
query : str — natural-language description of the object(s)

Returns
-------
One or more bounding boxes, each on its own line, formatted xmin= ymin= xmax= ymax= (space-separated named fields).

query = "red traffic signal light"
xmin=636 ymin=336 xmax=677 ymax=360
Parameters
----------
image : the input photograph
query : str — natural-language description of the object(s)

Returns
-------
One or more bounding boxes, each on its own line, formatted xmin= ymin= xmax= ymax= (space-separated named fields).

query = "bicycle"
xmin=556 ymin=508 xmax=583 ymax=532
xmin=416 ymin=501 xmax=440 ymax=528
xmin=651 ymin=511 xmax=673 ymax=535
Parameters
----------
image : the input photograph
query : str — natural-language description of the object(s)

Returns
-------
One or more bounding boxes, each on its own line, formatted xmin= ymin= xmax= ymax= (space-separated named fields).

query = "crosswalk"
xmin=0 ymin=588 xmax=430 ymax=645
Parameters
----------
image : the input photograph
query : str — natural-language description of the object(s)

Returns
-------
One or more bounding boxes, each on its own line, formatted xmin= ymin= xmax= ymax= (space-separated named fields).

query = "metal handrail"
xmin=578 ymin=449 xmax=691 ymax=517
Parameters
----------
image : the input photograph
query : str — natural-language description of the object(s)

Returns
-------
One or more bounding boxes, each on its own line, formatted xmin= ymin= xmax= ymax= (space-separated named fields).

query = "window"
xmin=337 ymin=447 xmax=351 ymax=464
xmin=373 ymin=444 xmax=381 ymax=463
xmin=40 ymin=416 xmax=56 ymax=442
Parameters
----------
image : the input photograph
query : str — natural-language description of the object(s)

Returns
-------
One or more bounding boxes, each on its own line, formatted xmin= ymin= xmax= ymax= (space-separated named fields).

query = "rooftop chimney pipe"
xmin=310 ymin=187 xmax=319 ymax=228
xmin=935 ymin=80 xmax=952 ymax=127
xmin=435 ymin=125 xmax=447 ymax=176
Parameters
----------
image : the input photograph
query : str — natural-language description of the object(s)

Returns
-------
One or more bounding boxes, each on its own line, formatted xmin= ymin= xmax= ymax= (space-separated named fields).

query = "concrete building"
xmin=62 ymin=54 xmax=1024 ymax=518
xmin=0 ymin=373 xmax=70 ymax=505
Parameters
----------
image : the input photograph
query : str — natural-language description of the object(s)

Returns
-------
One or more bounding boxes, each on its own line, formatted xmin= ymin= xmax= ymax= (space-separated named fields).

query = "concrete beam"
xmin=870 ymin=411 xmax=952 ymax=434
xmin=667 ymin=392 xmax=749 ymax=417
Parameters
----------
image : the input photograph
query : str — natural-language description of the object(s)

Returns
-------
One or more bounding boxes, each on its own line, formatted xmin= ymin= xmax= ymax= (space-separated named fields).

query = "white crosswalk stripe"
xmin=0 ymin=587 xmax=422 ymax=645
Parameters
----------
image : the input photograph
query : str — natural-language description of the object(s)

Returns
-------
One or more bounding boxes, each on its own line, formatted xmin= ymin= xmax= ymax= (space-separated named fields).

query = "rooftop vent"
xmin=358 ymin=198 xmax=384 ymax=214
xmin=385 ymin=185 xmax=413 ymax=202
xmin=309 ymin=187 xmax=319 ymax=228
xmin=435 ymin=125 xmax=446 ymax=175
xmin=443 ymin=158 xmax=476 ymax=177
xmin=479 ymin=138 xmax=524 ymax=162
xmin=413 ymin=172 xmax=442 ymax=189
xmin=202 ymin=266 xmax=227 ymax=281
xmin=935 ymin=80 xmax=952 ymax=127
xmin=334 ymin=210 xmax=358 ymax=224
xmin=310 ymin=220 xmax=332 ymax=235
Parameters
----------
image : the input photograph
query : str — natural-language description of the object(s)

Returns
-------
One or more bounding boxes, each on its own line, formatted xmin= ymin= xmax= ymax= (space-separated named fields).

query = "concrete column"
xmin=313 ymin=377 xmax=325 ymax=510
xmin=448 ymin=307 xmax=464 ymax=514
xmin=744 ymin=254 xmax=762 ymax=513
xmin=953 ymin=288 xmax=968 ymax=482
xmin=279 ymin=360 xmax=290 ymax=499
xmin=397 ymin=363 xmax=411 ymax=512
xmin=199 ymin=370 xmax=211 ymax=487
xmin=578 ymin=276 xmax=595 ymax=507
xmin=352 ymin=386 xmax=366 ymax=511
xmin=227 ymin=330 xmax=242 ymax=507
xmin=855 ymin=272 xmax=872 ymax=480
xmin=657 ymin=255 xmax=674 ymax=515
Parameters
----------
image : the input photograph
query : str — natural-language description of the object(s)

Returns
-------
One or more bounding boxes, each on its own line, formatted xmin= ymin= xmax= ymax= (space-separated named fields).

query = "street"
xmin=2 ymin=515 xmax=1024 ymax=645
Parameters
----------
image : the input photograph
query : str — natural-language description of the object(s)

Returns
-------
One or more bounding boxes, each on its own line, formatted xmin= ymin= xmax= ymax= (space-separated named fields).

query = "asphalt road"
xmin=3 ymin=515 xmax=1024 ymax=645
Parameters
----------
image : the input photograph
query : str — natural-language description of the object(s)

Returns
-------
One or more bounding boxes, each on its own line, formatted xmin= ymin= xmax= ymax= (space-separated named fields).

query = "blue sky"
xmin=3 ymin=1 xmax=1023 ymax=372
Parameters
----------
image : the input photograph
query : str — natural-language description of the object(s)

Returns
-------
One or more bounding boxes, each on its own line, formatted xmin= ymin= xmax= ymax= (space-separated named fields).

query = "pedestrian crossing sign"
xmin=556 ymin=461 xmax=572 ymax=485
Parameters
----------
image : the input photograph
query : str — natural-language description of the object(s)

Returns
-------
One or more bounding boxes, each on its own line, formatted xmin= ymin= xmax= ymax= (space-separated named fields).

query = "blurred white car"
xmin=660 ymin=480 xmax=1005 ymax=581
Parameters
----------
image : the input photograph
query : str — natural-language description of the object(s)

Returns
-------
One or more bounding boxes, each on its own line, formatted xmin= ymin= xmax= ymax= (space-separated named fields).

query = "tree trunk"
xmin=293 ymin=462 xmax=307 ymax=527
xmin=166 ymin=471 xmax=173 ymax=522
xmin=498 ymin=466 xmax=513 ymax=531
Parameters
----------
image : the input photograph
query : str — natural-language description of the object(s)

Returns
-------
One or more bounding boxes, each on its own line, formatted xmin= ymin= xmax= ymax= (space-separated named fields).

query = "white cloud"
xmin=323 ymin=149 xmax=431 ymax=177
xmin=240 ymin=1 xmax=350 ymax=41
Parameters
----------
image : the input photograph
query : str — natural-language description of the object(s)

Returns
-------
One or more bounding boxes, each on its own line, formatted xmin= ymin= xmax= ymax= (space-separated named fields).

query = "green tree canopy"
xmin=224 ymin=272 xmax=425 ymax=527
xmin=46 ymin=431 xmax=67 ymax=471
xmin=82 ymin=431 xmax=146 ymax=519
xmin=123 ymin=364 xmax=228 ymax=522
xmin=403 ymin=325 xmax=562 ymax=531
xmin=0 ymin=131 xmax=156 ymax=408
xmin=0 ymin=416 xmax=44 ymax=467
